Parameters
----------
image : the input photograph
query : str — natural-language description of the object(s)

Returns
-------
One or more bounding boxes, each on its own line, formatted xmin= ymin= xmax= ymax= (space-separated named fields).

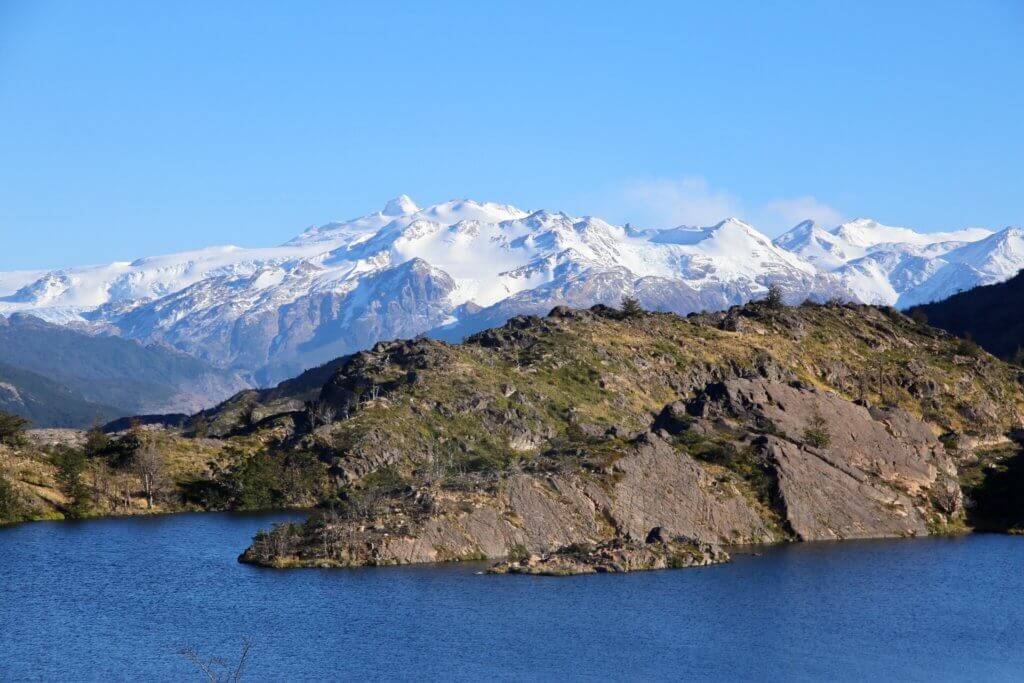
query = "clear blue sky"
xmin=1 ymin=1 xmax=1021 ymax=270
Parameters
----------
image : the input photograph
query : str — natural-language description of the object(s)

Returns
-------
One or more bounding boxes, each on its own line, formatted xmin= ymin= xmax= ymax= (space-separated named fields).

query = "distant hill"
xmin=0 ymin=361 xmax=121 ymax=428
xmin=0 ymin=314 xmax=252 ymax=427
xmin=909 ymin=270 xmax=1024 ymax=361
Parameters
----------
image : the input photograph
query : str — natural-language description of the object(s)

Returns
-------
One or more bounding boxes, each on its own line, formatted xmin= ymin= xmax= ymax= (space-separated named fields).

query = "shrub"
xmin=507 ymin=543 xmax=530 ymax=563
xmin=803 ymin=411 xmax=832 ymax=449
xmin=196 ymin=448 xmax=330 ymax=511
xmin=955 ymin=333 xmax=982 ymax=357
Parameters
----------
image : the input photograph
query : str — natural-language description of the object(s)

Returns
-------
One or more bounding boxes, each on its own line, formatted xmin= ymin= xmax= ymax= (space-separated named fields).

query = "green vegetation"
xmin=0 ymin=470 xmax=25 ymax=522
xmin=960 ymin=441 xmax=1024 ymax=532
xmin=185 ymin=448 xmax=329 ymax=511
xmin=0 ymin=410 xmax=29 ymax=448
xmin=84 ymin=425 xmax=110 ymax=457
xmin=909 ymin=270 xmax=1024 ymax=362
xmin=620 ymin=295 xmax=644 ymax=318
xmin=802 ymin=411 xmax=832 ymax=449
xmin=50 ymin=446 xmax=91 ymax=519
xmin=506 ymin=543 xmax=530 ymax=562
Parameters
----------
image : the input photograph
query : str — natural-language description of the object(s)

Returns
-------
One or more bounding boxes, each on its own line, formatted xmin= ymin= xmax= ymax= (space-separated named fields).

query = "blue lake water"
xmin=2 ymin=512 xmax=1023 ymax=681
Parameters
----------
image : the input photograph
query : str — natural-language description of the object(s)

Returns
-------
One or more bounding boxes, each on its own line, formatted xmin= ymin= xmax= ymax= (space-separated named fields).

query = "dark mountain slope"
xmin=909 ymin=270 xmax=1024 ymax=361
xmin=0 ymin=361 xmax=121 ymax=427
xmin=0 ymin=313 xmax=252 ymax=426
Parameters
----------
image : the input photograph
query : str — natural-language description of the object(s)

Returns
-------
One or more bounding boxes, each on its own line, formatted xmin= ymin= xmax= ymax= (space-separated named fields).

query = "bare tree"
xmin=179 ymin=637 xmax=253 ymax=682
xmin=763 ymin=283 xmax=785 ymax=309
xmin=306 ymin=400 xmax=337 ymax=428
xmin=132 ymin=443 xmax=167 ymax=509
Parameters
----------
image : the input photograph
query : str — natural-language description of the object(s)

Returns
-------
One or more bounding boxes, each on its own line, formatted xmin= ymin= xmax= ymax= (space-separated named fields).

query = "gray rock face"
xmin=241 ymin=430 xmax=780 ymax=568
xmin=606 ymin=433 xmax=774 ymax=544
xmin=766 ymin=436 xmax=927 ymax=540
xmin=692 ymin=378 xmax=953 ymax=489
xmin=686 ymin=377 xmax=957 ymax=540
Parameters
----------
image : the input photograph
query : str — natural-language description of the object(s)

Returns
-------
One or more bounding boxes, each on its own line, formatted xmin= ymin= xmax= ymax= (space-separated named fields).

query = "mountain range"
xmin=1 ymin=195 xmax=1021 ymax=387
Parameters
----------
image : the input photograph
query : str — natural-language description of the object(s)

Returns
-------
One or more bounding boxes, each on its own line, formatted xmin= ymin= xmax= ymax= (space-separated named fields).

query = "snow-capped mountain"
xmin=771 ymin=218 xmax=1015 ymax=306
xmin=1 ymin=196 xmax=1020 ymax=384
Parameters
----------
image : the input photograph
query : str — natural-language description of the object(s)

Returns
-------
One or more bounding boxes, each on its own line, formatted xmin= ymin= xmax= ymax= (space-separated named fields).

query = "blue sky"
xmin=1 ymin=1 xmax=1021 ymax=270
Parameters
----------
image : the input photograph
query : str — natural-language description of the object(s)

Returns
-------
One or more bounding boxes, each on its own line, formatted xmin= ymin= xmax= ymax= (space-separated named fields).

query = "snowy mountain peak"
xmin=1 ymin=195 xmax=1020 ymax=385
xmin=710 ymin=217 xmax=761 ymax=235
xmin=415 ymin=199 xmax=529 ymax=226
xmin=831 ymin=218 xmax=917 ymax=247
xmin=831 ymin=218 xmax=992 ymax=248
xmin=382 ymin=194 xmax=419 ymax=216
xmin=773 ymin=220 xmax=822 ymax=249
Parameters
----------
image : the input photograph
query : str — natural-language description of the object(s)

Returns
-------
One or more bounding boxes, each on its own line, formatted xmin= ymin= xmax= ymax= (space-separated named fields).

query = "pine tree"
xmin=0 ymin=411 xmax=29 ymax=448
xmin=621 ymin=295 xmax=644 ymax=318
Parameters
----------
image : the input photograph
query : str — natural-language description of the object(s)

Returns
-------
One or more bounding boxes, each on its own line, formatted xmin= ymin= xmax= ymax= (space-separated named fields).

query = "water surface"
xmin=2 ymin=513 xmax=1023 ymax=681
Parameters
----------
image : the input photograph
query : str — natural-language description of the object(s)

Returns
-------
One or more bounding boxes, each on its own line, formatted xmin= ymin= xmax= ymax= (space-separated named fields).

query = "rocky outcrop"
xmin=766 ymin=436 xmax=927 ymax=540
xmin=679 ymin=377 xmax=959 ymax=540
xmin=241 ymin=375 xmax=969 ymax=568
xmin=240 ymin=433 xmax=779 ymax=568
xmin=223 ymin=302 xmax=1024 ymax=569
xmin=488 ymin=535 xmax=729 ymax=576
xmin=605 ymin=432 xmax=774 ymax=544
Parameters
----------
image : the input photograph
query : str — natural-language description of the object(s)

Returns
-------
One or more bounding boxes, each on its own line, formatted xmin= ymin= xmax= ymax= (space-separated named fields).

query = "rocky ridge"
xmin=228 ymin=300 xmax=1023 ymax=571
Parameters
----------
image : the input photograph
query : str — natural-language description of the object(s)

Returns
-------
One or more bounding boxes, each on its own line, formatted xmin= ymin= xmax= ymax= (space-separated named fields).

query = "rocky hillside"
xmin=909 ymin=270 xmax=1024 ymax=362
xmin=221 ymin=300 xmax=1024 ymax=569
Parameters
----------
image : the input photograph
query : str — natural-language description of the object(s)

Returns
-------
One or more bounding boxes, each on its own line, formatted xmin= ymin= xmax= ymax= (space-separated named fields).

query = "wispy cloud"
xmin=611 ymin=176 xmax=844 ymax=234
xmin=761 ymin=196 xmax=843 ymax=229
xmin=620 ymin=176 xmax=741 ymax=227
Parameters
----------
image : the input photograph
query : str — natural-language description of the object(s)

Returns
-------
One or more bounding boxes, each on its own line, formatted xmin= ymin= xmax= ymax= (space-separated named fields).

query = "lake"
xmin=2 ymin=512 xmax=1023 ymax=681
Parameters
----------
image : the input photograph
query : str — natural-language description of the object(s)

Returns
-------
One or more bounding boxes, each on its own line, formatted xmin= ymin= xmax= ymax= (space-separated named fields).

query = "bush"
xmin=803 ymin=411 xmax=832 ymax=449
xmin=955 ymin=332 xmax=982 ymax=357
xmin=84 ymin=425 xmax=110 ymax=457
xmin=506 ymin=543 xmax=530 ymax=563
xmin=0 ymin=411 xmax=29 ymax=448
